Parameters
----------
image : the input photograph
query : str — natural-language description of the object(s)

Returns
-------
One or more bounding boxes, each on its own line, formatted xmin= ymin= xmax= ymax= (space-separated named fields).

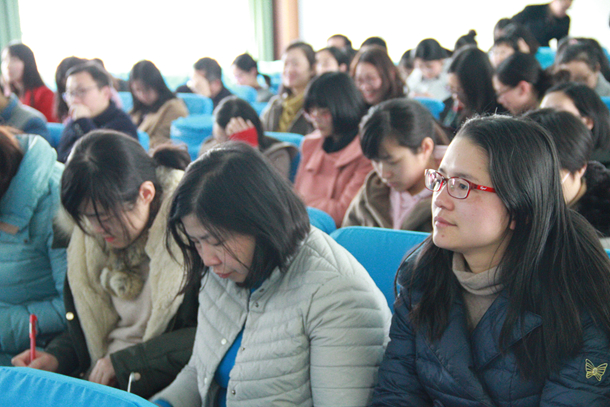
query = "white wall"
xmin=299 ymin=0 xmax=610 ymax=61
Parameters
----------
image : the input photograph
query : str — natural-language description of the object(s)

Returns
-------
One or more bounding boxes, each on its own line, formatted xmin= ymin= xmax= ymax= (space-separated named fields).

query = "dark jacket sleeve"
xmin=110 ymin=278 xmax=199 ymax=399
xmin=539 ymin=312 xmax=610 ymax=405
xmin=370 ymin=288 xmax=431 ymax=406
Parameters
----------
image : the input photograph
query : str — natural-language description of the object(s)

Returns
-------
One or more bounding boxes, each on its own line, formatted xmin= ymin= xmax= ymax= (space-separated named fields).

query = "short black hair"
xmin=317 ymin=47 xmax=350 ymax=68
xmin=66 ymin=61 xmax=112 ymax=88
xmin=303 ymin=72 xmax=366 ymax=139
xmin=214 ymin=96 xmax=270 ymax=149
xmin=414 ymin=38 xmax=447 ymax=61
xmin=194 ymin=57 xmax=222 ymax=82
xmin=361 ymin=36 xmax=387 ymax=50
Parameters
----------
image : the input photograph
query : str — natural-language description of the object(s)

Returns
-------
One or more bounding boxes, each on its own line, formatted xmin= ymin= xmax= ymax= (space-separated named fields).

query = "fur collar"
xmin=66 ymin=167 xmax=185 ymax=362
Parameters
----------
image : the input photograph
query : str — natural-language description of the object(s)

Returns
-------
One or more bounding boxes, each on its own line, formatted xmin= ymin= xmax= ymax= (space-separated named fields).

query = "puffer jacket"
xmin=0 ymin=135 xmax=66 ymax=364
xmin=45 ymin=168 xmax=198 ymax=399
xmin=371 ymin=262 xmax=610 ymax=406
xmin=155 ymin=227 xmax=392 ymax=407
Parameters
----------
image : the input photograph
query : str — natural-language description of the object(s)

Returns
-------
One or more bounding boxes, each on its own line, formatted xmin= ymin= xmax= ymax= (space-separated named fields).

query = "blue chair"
xmin=0 ymin=367 xmax=156 ymax=407
xmin=46 ymin=123 xmax=64 ymax=148
xmin=535 ymin=47 xmax=556 ymax=69
xmin=265 ymin=131 xmax=304 ymax=182
xmin=606 ymin=249 xmax=610 ymax=259
xmin=307 ymin=207 xmax=336 ymax=234
xmin=250 ymin=101 xmax=268 ymax=115
xmin=137 ymin=130 xmax=149 ymax=151
xmin=413 ymin=97 xmax=444 ymax=119
xmin=330 ymin=226 xmax=429 ymax=311
xmin=176 ymin=93 xmax=214 ymax=116
xmin=117 ymin=91 xmax=133 ymax=112
xmin=170 ymin=114 xmax=214 ymax=161
xmin=602 ymin=97 xmax=610 ymax=114
xmin=227 ymin=85 xmax=258 ymax=104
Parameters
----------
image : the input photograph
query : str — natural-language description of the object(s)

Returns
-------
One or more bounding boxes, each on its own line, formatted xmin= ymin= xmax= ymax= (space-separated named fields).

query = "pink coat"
xmin=295 ymin=131 xmax=373 ymax=226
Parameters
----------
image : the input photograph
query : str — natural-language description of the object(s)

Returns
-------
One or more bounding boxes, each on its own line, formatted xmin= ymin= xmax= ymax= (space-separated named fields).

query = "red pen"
xmin=29 ymin=314 xmax=37 ymax=361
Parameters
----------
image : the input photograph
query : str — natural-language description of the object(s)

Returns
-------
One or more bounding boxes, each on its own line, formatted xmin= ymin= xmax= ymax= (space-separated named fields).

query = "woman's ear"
xmin=582 ymin=115 xmax=594 ymax=130
xmin=420 ymin=137 xmax=435 ymax=157
xmin=139 ymin=181 xmax=156 ymax=205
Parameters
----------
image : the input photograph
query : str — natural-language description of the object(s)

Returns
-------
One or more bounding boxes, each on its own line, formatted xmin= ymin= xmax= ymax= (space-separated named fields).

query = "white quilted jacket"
xmin=155 ymin=227 xmax=392 ymax=407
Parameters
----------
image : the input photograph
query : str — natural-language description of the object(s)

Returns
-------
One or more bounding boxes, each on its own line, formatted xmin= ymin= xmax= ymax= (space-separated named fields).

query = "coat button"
xmin=231 ymin=390 xmax=236 ymax=395
xmin=254 ymin=302 xmax=259 ymax=308
xmin=204 ymin=377 xmax=208 ymax=384
xmin=66 ymin=312 xmax=74 ymax=320
xmin=221 ymin=338 xmax=227 ymax=345
xmin=241 ymin=347 xmax=245 ymax=351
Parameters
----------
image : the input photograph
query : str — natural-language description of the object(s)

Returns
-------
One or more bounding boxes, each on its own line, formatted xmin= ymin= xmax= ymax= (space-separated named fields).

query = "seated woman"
xmin=542 ymin=81 xmax=610 ymax=166
xmin=525 ymin=108 xmax=610 ymax=245
xmin=12 ymin=130 xmax=198 ymax=399
xmin=1 ymin=43 xmax=56 ymax=122
xmin=371 ymin=115 xmax=610 ymax=405
xmin=261 ymin=42 xmax=315 ymax=135
xmin=351 ymin=46 xmax=405 ymax=107
xmin=153 ymin=142 xmax=391 ymax=407
xmin=315 ymin=46 xmax=350 ymax=75
xmin=555 ymin=41 xmax=610 ymax=97
xmin=198 ymin=96 xmax=297 ymax=179
xmin=231 ymin=53 xmax=274 ymax=103
xmin=294 ymin=72 xmax=372 ymax=226
xmin=493 ymin=52 xmax=553 ymax=116
xmin=407 ymin=38 xmax=451 ymax=101
xmin=441 ymin=45 xmax=502 ymax=135
xmin=343 ymin=99 xmax=449 ymax=231
xmin=0 ymin=127 xmax=66 ymax=365
xmin=489 ymin=35 xmax=520 ymax=68
xmin=129 ymin=60 xmax=188 ymax=149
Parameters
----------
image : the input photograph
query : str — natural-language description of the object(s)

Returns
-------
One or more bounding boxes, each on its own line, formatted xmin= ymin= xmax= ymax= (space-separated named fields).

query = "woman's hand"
xmin=88 ymin=357 xmax=117 ymax=386
xmin=225 ymin=117 xmax=254 ymax=137
xmin=11 ymin=349 xmax=59 ymax=372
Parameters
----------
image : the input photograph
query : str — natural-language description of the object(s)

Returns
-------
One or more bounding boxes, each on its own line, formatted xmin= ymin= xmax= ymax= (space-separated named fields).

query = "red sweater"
xmin=20 ymin=85 xmax=57 ymax=123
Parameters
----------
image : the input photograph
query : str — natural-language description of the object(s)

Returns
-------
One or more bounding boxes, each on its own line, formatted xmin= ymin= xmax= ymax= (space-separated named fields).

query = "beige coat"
xmin=342 ymin=171 xmax=434 ymax=232
xmin=154 ymin=227 xmax=392 ymax=407
xmin=131 ymin=98 xmax=188 ymax=149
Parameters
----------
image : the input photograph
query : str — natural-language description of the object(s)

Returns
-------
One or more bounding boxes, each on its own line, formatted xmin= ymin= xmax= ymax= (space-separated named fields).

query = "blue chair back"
xmin=265 ymin=131 xmax=304 ymax=182
xmin=46 ymin=122 xmax=64 ymax=148
xmin=170 ymin=114 xmax=214 ymax=161
xmin=606 ymin=249 xmax=610 ymax=259
xmin=117 ymin=91 xmax=133 ymax=112
xmin=535 ymin=47 xmax=556 ymax=69
xmin=602 ymin=97 xmax=610 ymax=114
xmin=0 ymin=367 xmax=156 ymax=406
xmin=227 ymin=85 xmax=258 ymax=104
xmin=307 ymin=207 xmax=336 ymax=234
xmin=250 ymin=101 xmax=268 ymax=115
xmin=413 ymin=97 xmax=444 ymax=119
xmin=176 ymin=93 xmax=214 ymax=115
xmin=330 ymin=226 xmax=429 ymax=311
xmin=137 ymin=130 xmax=149 ymax=151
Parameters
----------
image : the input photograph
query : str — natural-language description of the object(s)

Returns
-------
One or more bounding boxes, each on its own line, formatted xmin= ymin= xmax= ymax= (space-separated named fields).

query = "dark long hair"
xmin=350 ymin=46 xmax=405 ymax=106
xmin=232 ymin=53 xmax=271 ymax=88
xmin=495 ymin=52 xmax=552 ymax=101
xmin=402 ymin=115 xmax=610 ymax=381
xmin=214 ymin=96 xmax=271 ymax=149
xmin=0 ymin=126 xmax=23 ymax=201
xmin=449 ymin=45 xmax=499 ymax=120
xmin=545 ymin=81 xmax=610 ymax=152
xmin=303 ymin=72 xmax=366 ymax=145
xmin=129 ymin=60 xmax=177 ymax=116
xmin=167 ymin=142 xmax=310 ymax=290
xmin=61 ymin=130 xmax=189 ymax=241
xmin=4 ymin=43 xmax=46 ymax=98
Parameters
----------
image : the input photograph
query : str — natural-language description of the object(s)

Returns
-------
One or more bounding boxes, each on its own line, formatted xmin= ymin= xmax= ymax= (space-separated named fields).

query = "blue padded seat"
xmin=602 ymin=97 xmax=610 ymax=114
xmin=227 ymin=85 xmax=258 ymax=104
xmin=307 ymin=207 xmax=336 ymax=234
xmin=46 ymin=122 xmax=64 ymax=148
xmin=176 ymin=93 xmax=214 ymax=116
xmin=117 ymin=91 xmax=133 ymax=113
xmin=535 ymin=46 xmax=556 ymax=69
xmin=412 ymin=97 xmax=444 ymax=119
xmin=265 ymin=131 xmax=304 ymax=182
xmin=137 ymin=130 xmax=149 ymax=151
xmin=0 ymin=367 xmax=156 ymax=407
xmin=330 ymin=226 xmax=429 ymax=311
xmin=170 ymin=114 xmax=214 ymax=161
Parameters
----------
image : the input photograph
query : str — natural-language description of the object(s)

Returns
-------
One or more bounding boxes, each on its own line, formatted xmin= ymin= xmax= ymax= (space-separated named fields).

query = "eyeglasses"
xmin=304 ymin=107 xmax=331 ymax=122
xmin=62 ymin=86 xmax=97 ymax=102
xmin=495 ymin=85 xmax=515 ymax=99
xmin=424 ymin=169 xmax=496 ymax=199
xmin=355 ymin=75 xmax=381 ymax=88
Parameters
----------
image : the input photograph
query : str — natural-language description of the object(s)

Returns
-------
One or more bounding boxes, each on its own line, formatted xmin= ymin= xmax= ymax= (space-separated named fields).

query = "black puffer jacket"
xmin=572 ymin=161 xmax=610 ymax=237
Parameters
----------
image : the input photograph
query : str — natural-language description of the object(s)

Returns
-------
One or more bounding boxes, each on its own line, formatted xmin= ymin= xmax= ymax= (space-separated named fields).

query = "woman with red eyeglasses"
xmin=294 ymin=72 xmax=372 ymax=227
xmin=371 ymin=115 xmax=610 ymax=406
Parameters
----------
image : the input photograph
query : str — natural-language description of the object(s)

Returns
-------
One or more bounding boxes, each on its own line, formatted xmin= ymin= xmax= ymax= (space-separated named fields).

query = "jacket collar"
xmin=423 ymin=290 xmax=541 ymax=406
xmin=305 ymin=131 xmax=365 ymax=171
